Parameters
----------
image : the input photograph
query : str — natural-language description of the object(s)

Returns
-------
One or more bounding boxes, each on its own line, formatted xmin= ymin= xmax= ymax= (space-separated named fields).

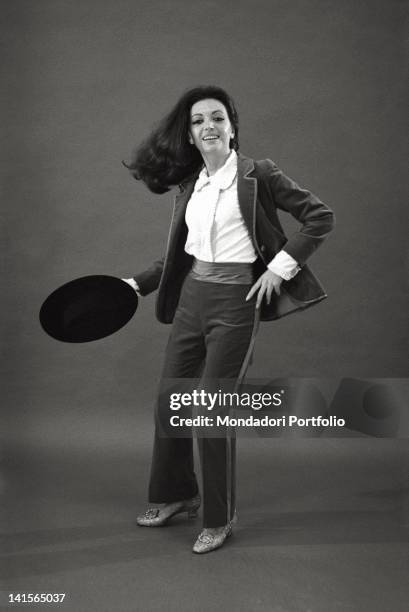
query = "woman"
xmin=123 ymin=85 xmax=335 ymax=554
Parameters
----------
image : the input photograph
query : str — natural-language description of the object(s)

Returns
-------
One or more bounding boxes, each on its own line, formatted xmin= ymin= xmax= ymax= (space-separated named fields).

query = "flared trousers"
xmin=148 ymin=271 xmax=258 ymax=527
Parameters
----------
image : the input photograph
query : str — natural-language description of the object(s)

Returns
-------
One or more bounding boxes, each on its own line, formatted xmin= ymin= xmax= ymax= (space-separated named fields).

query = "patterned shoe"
xmin=136 ymin=494 xmax=201 ymax=527
xmin=192 ymin=514 xmax=237 ymax=554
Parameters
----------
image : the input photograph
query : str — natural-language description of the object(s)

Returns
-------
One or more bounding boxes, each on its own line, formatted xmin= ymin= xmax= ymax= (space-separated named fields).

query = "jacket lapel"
xmin=237 ymin=153 xmax=259 ymax=253
xmin=168 ymin=174 xmax=197 ymax=244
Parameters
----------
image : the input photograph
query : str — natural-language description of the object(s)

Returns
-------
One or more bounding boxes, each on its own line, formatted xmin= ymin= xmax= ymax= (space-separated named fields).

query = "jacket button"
xmin=260 ymin=245 xmax=266 ymax=253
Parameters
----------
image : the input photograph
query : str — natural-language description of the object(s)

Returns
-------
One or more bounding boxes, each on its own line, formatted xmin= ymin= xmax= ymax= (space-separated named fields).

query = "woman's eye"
xmin=191 ymin=119 xmax=202 ymax=125
xmin=214 ymin=117 xmax=224 ymax=122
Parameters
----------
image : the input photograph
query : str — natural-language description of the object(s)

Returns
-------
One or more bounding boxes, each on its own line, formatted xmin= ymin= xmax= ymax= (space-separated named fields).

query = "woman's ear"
xmin=188 ymin=133 xmax=194 ymax=145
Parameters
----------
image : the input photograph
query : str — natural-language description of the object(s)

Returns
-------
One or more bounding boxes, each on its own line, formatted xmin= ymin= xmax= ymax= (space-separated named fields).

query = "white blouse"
xmin=185 ymin=150 xmax=300 ymax=280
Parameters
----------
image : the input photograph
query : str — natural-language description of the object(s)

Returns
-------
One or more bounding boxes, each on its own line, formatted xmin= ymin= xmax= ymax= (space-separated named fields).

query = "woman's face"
xmin=188 ymin=98 xmax=234 ymax=158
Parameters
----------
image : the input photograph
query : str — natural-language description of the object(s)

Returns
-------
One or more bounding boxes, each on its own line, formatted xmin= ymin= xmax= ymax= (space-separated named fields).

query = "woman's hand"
xmin=121 ymin=278 xmax=140 ymax=294
xmin=246 ymin=270 xmax=283 ymax=309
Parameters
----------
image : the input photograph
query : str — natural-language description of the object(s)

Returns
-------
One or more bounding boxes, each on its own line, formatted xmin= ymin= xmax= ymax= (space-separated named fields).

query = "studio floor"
xmin=2 ymin=432 xmax=408 ymax=612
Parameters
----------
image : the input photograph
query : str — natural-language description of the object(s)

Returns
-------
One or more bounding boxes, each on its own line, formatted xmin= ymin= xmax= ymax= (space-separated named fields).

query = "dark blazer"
xmin=134 ymin=153 xmax=335 ymax=324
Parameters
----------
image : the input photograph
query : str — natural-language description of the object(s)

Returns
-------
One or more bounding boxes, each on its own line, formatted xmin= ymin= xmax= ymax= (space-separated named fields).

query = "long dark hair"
xmin=123 ymin=85 xmax=239 ymax=194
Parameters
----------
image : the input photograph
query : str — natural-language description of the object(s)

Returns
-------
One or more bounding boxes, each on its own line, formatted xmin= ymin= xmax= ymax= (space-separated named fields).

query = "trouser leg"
xmin=148 ymin=281 xmax=205 ymax=503
xmin=198 ymin=283 xmax=257 ymax=527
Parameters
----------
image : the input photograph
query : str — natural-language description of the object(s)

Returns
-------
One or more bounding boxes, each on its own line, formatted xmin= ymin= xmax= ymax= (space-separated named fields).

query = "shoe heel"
xmin=185 ymin=494 xmax=201 ymax=519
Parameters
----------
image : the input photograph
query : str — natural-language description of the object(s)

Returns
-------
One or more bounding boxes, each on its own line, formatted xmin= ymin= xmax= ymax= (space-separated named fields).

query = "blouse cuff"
xmin=267 ymin=250 xmax=301 ymax=281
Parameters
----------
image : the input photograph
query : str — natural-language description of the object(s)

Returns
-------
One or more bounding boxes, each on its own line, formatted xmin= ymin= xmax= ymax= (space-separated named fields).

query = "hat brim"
xmin=40 ymin=275 xmax=138 ymax=343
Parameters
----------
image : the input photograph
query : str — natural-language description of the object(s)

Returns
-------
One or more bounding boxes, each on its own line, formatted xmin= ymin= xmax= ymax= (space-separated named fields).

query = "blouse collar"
xmin=194 ymin=150 xmax=238 ymax=193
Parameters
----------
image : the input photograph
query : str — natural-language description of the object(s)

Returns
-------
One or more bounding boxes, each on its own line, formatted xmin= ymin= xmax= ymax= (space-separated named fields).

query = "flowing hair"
xmin=123 ymin=85 xmax=239 ymax=194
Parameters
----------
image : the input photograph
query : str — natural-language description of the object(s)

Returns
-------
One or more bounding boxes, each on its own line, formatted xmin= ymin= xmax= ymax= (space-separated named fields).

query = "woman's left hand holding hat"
xmin=122 ymin=278 xmax=141 ymax=295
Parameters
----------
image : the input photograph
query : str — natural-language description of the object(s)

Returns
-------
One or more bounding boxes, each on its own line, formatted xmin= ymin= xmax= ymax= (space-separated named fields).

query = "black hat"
xmin=40 ymin=275 xmax=138 ymax=342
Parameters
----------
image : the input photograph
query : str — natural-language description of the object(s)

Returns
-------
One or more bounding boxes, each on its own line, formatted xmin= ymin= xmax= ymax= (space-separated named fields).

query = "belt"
xmin=190 ymin=259 xmax=254 ymax=285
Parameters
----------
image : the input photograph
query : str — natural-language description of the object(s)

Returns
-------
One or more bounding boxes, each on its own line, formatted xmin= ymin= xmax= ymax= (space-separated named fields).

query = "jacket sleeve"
xmin=133 ymin=256 xmax=165 ymax=296
xmin=262 ymin=159 xmax=335 ymax=265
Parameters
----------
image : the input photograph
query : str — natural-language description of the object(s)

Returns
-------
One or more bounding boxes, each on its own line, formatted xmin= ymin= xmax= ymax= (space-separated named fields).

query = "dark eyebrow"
xmin=190 ymin=110 xmax=226 ymax=118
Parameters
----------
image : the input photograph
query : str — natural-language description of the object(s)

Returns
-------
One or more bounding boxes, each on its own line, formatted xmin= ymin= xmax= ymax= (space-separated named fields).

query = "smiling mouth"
xmin=202 ymin=135 xmax=219 ymax=141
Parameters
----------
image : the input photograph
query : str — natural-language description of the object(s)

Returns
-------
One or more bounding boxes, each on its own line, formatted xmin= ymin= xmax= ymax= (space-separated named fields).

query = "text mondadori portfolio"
xmin=167 ymin=390 xmax=345 ymax=428
xmin=169 ymin=415 xmax=345 ymax=427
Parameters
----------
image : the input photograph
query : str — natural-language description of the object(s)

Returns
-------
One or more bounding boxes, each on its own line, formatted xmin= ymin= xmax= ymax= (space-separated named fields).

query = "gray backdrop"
xmin=2 ymin=0 xmax=408 ymax=448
